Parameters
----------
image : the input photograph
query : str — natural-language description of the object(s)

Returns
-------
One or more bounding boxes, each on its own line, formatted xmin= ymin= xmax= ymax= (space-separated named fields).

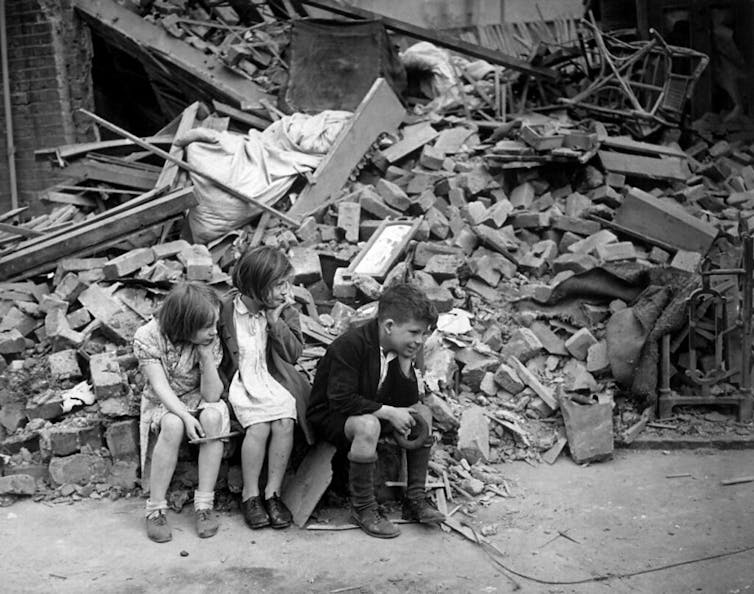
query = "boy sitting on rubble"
xmin=307 ymin=282 xmax=445 ymax=538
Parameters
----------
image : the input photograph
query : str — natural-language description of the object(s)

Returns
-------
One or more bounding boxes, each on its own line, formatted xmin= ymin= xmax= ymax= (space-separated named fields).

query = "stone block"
xmin=587 ymin=340 xmax=611 ymax=374
xmin=152 ymin=239 xmax=191 ymax=260
xmin=66 ymin=308 xmax=92 ymax=330
xmin=425 ymin=286 xmax=454 ymax=313
xmin=567 ymin=230 xmax=618 ymax=255
xmin=424 ymin=254 xmax=464 ymax=282
xmin=89 ymin=353 xmax=125 ymax=400
xmin=376 ymin=179 xmax=411 ymax=211
xmin=109 ymin=459 xmax=140 ymax=489
xmin=0 ymin=474 xmax=36 ymax=496
xmin=0 ymin=329 xmax=25 ymax=355
xmin=289 ymin=246 xmax=322 ymax=285
xmin=453 ymin=227 xmax=479 ymax=254
xmin=553 ymin=253 xmax=598 ymax=274
xmin=565 ymin=192 xmax=592 ymax=218
xmin=0 ymin=401 xmax=26 ymax=433
xmin=337 ymin=201 xmax=361 ymax=243
xmin=551 ymin=215 xmax=601 ymax=236
xmin=0 ymin=307 xmax=39 ymax=337
xmin=510 ymin=211 xmax=550 ymax=229
xmin=596 ymin=241 xmax=637 ymax=262
xmin=648 ymin=246 xmax=671 ymax=265
xmin=501 ymin=327 xmax=543 ymax=362
xmin=103 ymin=248 xmax=155 ymax=280
xmin=408 ymin=189 xmax=436 ymax=215
xmin=179 ymin=244 xmax=213 ymax=282
xmin=479 ymin=372 xmax=497 ymax=397
xmin=459 ymin=356 xmax=499 ymax=391
xmin=99 ymin=396 xmax=133 ymax=417
xmin=461 ymin=201 xmax=488 ymax=227
xmin=54 ymin=272 xmax=87 ymax=303
xmin=360 ymin=190 xmax=402 ymax=219
xmin=493 ymin=362 xmax=525 ymax=394
xmin=54 ymin=257 xmax=107 ymax=285
xmin=77 ymin=284 xmax=123 ymax=322
xmin=563 ymin=359 xmax=598 ymax=392
xmin=39 ymin=294 xmax=68 ymax=314
xmin=48 ymin=349 xmax=81 ymax=380
xmin=49 ymin=425 xmax=83 ymax=456
xmin=105 ymin=419 xmax=140 ymax=460
xmin=419 ymin=144 xmax=445 ymax=170
xmin=507 ymin=356 xmax=557 ymax=411
xmin=48 ymin=453 xmax=112 ymax=486
xmin=425 ymin=207 xmax=450 ymax=239
xmin=565 ymin=328 xmax=598 ymax=360
xmin=424 ymin=393 xmax=458 ymax=432
xmin=332 ymin=268 xmax=357 ymax=300
xmin=457 ymin=406 xmax=490 ymax=464
xmin=529 ymin=321 xmax=568 ymax=356
xmin=561 ymin=398 xmax=613 ymax=464
xmin=483 ymin=199 xmax=513 ymax=228
xmin=670 ymin=249 xmax=703 ymax=273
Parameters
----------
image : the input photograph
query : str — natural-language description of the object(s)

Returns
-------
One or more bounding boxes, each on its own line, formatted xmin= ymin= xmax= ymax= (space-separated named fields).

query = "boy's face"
xmin=383 ymin=318 xmax=430 ymax=358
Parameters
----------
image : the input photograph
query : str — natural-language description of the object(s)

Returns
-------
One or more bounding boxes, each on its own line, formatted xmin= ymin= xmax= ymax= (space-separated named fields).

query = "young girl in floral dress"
xmin=134 ymin=282 xmax=230 ymax=543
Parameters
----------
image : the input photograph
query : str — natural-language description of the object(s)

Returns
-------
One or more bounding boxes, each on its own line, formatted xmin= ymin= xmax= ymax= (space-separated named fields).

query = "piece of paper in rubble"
xmin=61 ymin=381 xmax=96 ymax=413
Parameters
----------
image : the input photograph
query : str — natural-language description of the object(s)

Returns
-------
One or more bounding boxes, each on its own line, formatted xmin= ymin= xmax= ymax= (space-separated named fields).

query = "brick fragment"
xmin=337 ymin=201 xmax=361 ymax=243
xmin=89 ymin=353 xmax=125 ymax=400
xmin=179 ymin=244 xmax=213 ymax=281
xmin=48 ymin=349 xmax=81 ymax=380
xmin=565 ymin=328 xmax=598 ymax=360
xmin=493 ymin=362 xmax=525 ymax=394
xmin=289 ymin=246 xmax=322 ymax=285
xmin=48 ymin=453 xmax=111 ymax=486
xmin=0 ymin=329 xmax=26 ymax=354
xmin=105 ymin=419 xmax=139 ymax=460
xmin=510 ymin=182 xmax=535 ymax=209
xmin=0 ymin=474 xmax=36 ymax=496
xmin=103 ymin=248 xmax=155 ymax=280
xmin=457 ymin=406 xmax=490 ymax=464
xmin=596 ymin=241 xmax=637 ymax=262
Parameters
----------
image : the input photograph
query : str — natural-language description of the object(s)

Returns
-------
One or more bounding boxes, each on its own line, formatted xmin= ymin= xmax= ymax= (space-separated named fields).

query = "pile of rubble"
xmin=1 ymin=2 xmax=752 ymax=517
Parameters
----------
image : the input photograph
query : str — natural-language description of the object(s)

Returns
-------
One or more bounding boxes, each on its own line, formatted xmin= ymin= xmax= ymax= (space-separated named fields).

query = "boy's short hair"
xmin=158 ymin=282 xmax=220 ymax=345
xmin=232 ymin=246 xmax=293 ymax=304
xmin=378 ymin=282 xmax=438 ymax=327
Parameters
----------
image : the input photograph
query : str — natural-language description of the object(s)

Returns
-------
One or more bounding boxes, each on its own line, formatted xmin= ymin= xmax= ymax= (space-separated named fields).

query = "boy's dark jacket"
xmin=307 ymin=318 xmax=419 ymax=425
xmin=218 ymin=292 xmax=314 ymax=445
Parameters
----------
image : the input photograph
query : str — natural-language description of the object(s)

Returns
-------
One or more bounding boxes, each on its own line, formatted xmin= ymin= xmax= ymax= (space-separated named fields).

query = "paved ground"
xmin=1 ymin=448 xmax=753 ymax=593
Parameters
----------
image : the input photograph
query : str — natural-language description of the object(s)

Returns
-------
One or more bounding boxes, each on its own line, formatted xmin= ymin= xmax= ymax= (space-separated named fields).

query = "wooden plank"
xmin=300 ymin=0 xmax=558 ymax=80
xmin=281 ymin=442 xmax=336 ymax=527
xmin=379 ymin=121 xmax=438 ymax=163
xmin=287 ymin=78 xmax=405 ymax=220
xmin=73 ymin=0 xmax=272 ymax=108
xmin=0 ymin=222 xmax=43 ymax=238
xmin=40 ymin=191 xmax=98 ymax=208
xmin=598 ymin=150 xmax=691 ymax=183
xmin=211 ymin=99 xmax=271 ymax=131
xmin=64 ymin=159 xmax=159 ymax=190
xmin=0 ymin=187 xmax=197 ymax=280
xmin=602 ymin=136 xmax=687 ymax=158
xmin=613 ymin=187 xmax=718 ymax=254
xmin=155 ymin=101 xmax=201 ymax=190
xmin=35 ymin=134 xmax=175 ymax=161
xmin=0 ymin=207 xmax=28 ymax=223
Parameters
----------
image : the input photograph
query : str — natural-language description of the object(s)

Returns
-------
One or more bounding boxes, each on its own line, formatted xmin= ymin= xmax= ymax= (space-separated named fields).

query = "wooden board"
xmin=64 ymin=159 xmax=160 ymax=190
xmin=281 ymin=442 xmax=336 ymax=527
xmin=0 ymin=187 xmax=196 ymax=281
xmin=73 ymin=0 xmax=272 ymax=109
xmin=300 ymin=0 xmax=558 ymax=80
xmin=613 ymin=187 xmax=718 ymax=254
xmin=598 ymin=150 xmax=691 ymax=183
xmin=601 ymin=136 xmax=687 ymax=158
xmin=379 ymin=121 xmax=438 ymax=163
xmin=287 ymin=78 xmax=405 ymax=220
xmin=155 ymin=101 xmax=201 ymax=190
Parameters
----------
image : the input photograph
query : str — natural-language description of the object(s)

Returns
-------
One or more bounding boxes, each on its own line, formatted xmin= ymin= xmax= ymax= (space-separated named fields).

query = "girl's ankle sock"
xmin=145 ymin=498 xmax=168 ymax=517
xmin=194 ymin=490 xmax=214 ymax=511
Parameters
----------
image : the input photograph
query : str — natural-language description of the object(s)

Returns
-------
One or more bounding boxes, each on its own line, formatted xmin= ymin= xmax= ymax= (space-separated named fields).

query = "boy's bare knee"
xmin=160 ymin=413 xmax=185 ymax=442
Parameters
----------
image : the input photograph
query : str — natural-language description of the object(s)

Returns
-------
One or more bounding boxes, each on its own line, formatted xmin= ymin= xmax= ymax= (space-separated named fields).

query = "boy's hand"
xmin=388 ymin=406 xmax=416 ymax=437
xmin=181 ymin=413 xmax=205 ymax=442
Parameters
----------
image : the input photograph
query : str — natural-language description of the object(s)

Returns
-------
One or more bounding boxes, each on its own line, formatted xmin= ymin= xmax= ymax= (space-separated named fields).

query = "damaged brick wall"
xmin=0 ymin=0 xmax=95 ymax=213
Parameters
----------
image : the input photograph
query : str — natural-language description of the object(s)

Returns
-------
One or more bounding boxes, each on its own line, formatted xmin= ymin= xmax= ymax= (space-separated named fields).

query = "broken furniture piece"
xmin=658 ymin=230 xmax=754 ymax=421
xmin=347 ymin=217 xmax=422 ymax=281
xmin=561 ymin=16 xmax=709 ymax=138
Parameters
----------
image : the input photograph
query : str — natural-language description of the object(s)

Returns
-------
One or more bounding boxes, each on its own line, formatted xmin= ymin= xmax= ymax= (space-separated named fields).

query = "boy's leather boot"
xmin=348 ymin=453 xmax=400 ymax=539
xmin=402 ymin=445 xmax=445 ymax=524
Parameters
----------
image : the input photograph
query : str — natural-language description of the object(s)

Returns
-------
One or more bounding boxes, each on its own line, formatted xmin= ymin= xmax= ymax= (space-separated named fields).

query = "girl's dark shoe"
xmin=242 ymin=496 xmax=270 ymax=529
xmin=265 ymin=493 xmax=292 ymax=529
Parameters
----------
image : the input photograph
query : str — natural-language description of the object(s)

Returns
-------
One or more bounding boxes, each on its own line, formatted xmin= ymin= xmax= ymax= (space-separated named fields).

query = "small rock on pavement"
xmin=461 ymin=477 xmax=485 ymax=496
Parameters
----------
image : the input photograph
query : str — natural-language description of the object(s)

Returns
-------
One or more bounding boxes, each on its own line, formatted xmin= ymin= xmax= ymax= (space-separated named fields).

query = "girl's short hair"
xmin=158 ymin=282 xmax=220 ymax=345
xmin=232 ymin=246 xmax=293 ymax=305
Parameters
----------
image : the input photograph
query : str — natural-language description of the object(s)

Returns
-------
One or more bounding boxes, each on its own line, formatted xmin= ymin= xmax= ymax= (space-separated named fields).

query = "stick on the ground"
xmin=721 ymin=475 xmax=754 ymax=486
xmin=77 ymin=109 xmax=300 ymax=228
xmin=188 ymin=431 xmax=242 ymax=445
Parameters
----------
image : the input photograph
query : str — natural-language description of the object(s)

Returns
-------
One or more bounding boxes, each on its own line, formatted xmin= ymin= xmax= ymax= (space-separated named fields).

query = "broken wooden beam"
xmin=300 ymin=0 xmax=558 ymax=81
xmin=0 ymin=187 xmax=197 ymax=281
xmin=613 ymin=187 xmax=718 ymax=254
xmin=288 ymin=78 xmax=405 ymax=220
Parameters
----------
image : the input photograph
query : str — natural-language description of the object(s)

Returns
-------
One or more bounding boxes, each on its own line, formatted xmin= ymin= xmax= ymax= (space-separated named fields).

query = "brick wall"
xmin=0 ymin=0 xmax=95 ymax=214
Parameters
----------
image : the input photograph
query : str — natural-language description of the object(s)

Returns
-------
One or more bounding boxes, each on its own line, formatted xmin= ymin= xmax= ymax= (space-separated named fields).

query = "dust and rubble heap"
xmin=1 ymin=3 xmax=752 ymax=511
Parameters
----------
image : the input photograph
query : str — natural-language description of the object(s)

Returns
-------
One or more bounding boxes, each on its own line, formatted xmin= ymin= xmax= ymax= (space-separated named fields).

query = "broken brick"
xmin=493 ymin=362 xmax=525 ymax=394
xmin=565 ymin=328 xmax=598 ymax=360
xmin=457 ymin=405 xmax=490 ymax=464
xmin=103 ymin=247 xmax=155 ymax=280
xmin=337 ymin=201 xmax=361 ymax=243
xmin=89 ymin=353 xmax=126 ymax=400
xmin=48 ymin=349 xmax=81 ymax=380
xmin=104 ymin=419 xmax=139 ymax=460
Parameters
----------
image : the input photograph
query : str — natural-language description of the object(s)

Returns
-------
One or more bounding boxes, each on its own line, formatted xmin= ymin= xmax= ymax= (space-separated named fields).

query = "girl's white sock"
xmin=145 ymin=498 xmax=167 ymax=517
xmin=194 ymin=490 xmax=214 ymax=511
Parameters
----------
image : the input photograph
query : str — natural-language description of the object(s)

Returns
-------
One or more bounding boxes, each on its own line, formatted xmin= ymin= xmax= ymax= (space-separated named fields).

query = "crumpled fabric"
xmin=400 ymin=42 xmax=463 ymax=114
xmin=183 ymin=110 xmax=352 ymax=243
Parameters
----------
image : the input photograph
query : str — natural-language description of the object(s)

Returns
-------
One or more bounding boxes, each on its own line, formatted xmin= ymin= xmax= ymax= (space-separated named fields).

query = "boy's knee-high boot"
xmin=403 ymin=445 xmax=445 ymax=524
xmin=348 ymin=452 xmax=400 ymax=539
